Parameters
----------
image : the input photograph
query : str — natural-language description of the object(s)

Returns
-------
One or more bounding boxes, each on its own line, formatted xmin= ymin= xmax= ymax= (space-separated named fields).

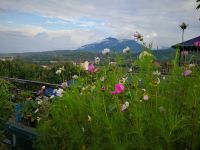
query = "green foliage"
xmin=0 ymin=79 xmax=13 ymax=149
xmin=0 ymin=60 xmax=81 ymax=84
xmin=34 ymin=49 xmax=200 ymax=150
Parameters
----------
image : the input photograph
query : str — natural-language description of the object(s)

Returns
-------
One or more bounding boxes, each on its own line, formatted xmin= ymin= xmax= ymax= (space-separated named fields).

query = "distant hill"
xmin=77 ymin=37 xmax=142 ymax=53
xmin=0 ymin=48 xmax=176 ymax=64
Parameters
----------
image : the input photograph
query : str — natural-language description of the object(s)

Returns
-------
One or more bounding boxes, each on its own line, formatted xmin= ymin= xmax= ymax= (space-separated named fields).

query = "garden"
xmin=1 ymin=34 xmax=200 ymax=150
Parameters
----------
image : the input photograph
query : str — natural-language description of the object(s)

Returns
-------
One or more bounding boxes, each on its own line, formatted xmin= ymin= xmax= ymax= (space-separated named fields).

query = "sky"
xmin=0 ymin=0 xmax=199 ymax=53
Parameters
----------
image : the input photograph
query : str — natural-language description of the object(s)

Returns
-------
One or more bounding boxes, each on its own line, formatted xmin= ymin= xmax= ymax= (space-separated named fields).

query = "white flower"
xmin=152 ymin=70 xmax=161 ymax=76
xmin=56 ymin=69 xmax=62 ymax=74
xmin=123 ymin=46 xmax=130 ymax=54
xmin=37 ymin=100 xmax=43 ymax=105
xmin=139 ymin=51 xmax=153 ymax=60
xmin=128 ymin=68 xmax=133 ymax=73
xmin=60 ymin=66 xmax=65 ymax=71
xmin=143 ymin=94 xmax=149 ymax=101
xmin=102 ymin=48 xmax=110 ymax=55
xmin=61 ymin=82 xmax=68 ymax=89
xmin=80 ymin=61 xmax=89 ymax=71
xmin=72 ymin=75 xmax=78 ymax=79
xmin=57 ymin=88 xmax=63 ymax=94
xmin=94 ymin=57 xmax=100 ymax=64
xmin=121 ymin=101 xmax=129 ymax=112
xmin=162 ymin=76 xmax=166 ymax=80
xmin=100 ymin=76 xmax=106 ymax=82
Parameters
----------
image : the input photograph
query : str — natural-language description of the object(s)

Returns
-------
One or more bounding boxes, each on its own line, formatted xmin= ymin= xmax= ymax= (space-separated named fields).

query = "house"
xmin=172 ymin=36 xmax=200 ymax=64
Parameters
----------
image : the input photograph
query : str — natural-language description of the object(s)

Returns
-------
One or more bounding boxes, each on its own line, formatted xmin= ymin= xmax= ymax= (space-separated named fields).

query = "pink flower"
xmin=183 ymin=70 xmax=192 ymax=76
xmin=88 ymin=64 xmax=95 ymax=73
xmin=194 ymin=41 xmax=200 ymax=47
xmin=110 ymin=84 xmax=125 ymax=94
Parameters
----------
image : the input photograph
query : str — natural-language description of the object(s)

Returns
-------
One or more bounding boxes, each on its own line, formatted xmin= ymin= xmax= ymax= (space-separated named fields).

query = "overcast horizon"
xmin=0 ymin=0 xmax=199 ymax=53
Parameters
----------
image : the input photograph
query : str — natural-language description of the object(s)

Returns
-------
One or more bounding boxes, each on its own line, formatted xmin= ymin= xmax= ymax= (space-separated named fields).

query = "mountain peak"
xmin=77 ymin=37 xmax=142 ymax=53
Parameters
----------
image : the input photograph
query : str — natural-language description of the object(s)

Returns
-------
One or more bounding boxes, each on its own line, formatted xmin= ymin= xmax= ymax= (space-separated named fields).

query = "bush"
xmin=0 ymin=79 xmax=13 ymax=149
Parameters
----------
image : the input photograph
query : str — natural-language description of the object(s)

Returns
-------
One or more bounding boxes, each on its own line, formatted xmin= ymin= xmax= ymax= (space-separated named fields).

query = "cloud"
xmin=0 ymin=0 xmax=199 ymax=52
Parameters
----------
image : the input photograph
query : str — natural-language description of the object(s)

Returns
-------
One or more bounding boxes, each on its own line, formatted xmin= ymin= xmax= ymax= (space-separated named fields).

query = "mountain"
xmin=77 ymin=37 xmax=142 ymax=53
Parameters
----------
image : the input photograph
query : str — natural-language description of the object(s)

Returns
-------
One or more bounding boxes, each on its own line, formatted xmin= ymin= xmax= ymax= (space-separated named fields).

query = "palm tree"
xmin=197 ymin=0 xmax=200 ymax=9
xmin=179 ymin=22 xmax=188 ymax=42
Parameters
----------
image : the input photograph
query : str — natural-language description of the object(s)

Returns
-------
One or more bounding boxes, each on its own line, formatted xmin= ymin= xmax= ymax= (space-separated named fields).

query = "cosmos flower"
xmin=61 ymin=81 xmax=68 ymax=89
xmin=100 ymin=76 xmax=106 ymax=82
xmin=95 ymin=57 xmax=100 ymax=64
xmin=122 ymin=46 xmax=130 ymax=54
xmin=110 ymin=84 xmax=125 ymax=94
xmin=80 ymin=61 xmax=89 ymax=71
xmin=72 ymin=75 xmax=78 ymax=79
xmin=54 ymin=88 xmax=64 ymax=97
xmin=139 ymin=51 xmax=153 ymax=60
xmin=121 ymin=101 xmax=129 ymax=112
xmin=128 ymin=68 xmax=133 ymax=73
xmin=37 ymin=100 xmax=43 ymax=105
xmin=88 ymin=64 xmax=95 ymax=73
xmin=143 ymin=94 xmax=149 ymax=101
xmin=60 ymin=66 xmax=65 ymax=71
xmin=152 ymin=70 xmax=161 ymax=76
xmin=56 ymin=69 xmax=62 ymax=74
xmin=133 ymin=32 xmax=143 ymax=41
xmin=194 ymin=41 xmax=200 ymax=47
xmin=183 ymin=70 xmax=192 ymax=76
xmin=102 ymin=48 xmax=110 ymax=55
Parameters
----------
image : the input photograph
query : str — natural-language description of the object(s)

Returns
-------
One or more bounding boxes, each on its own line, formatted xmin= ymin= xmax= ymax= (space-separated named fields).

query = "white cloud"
xmin=0 ymin=0 xmax=199 ymax=52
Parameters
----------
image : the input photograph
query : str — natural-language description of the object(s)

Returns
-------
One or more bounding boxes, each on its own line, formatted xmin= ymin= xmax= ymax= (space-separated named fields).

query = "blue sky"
xmin=0 ymin=0 xmax=199 ymax=53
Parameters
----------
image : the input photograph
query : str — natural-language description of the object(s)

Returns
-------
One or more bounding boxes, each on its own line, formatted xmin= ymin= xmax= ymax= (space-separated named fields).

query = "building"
xmin=172 ymin=36 xmax=200 ymax=64
xmin=0 ymin=56 xmax=15 ymax=61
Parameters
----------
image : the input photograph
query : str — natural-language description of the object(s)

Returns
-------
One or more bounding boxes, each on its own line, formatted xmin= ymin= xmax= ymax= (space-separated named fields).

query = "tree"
xmin=179 ymin=22 xmax=188 ymax=42
xmin=197 ymin=0 xmax=200 ymax=9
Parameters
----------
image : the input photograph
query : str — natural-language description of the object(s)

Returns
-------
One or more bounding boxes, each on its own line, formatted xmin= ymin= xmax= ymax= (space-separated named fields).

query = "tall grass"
xmin=35 ymin=48 xmax=200 ymax=150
